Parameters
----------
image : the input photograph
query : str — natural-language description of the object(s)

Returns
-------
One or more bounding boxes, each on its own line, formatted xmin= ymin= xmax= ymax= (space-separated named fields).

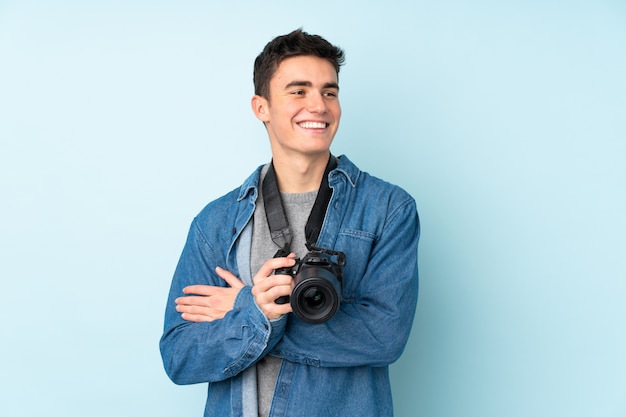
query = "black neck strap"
xmin=262 ymin=155 xmax=337 ymax=255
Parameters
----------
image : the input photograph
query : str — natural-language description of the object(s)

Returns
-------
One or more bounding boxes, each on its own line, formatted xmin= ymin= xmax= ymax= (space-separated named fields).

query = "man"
xmin=160 ymin=29 xmax=419 ymax=417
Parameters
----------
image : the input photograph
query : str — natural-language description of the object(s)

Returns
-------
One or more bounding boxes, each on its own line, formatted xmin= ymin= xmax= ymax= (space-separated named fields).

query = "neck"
xmin=272 ymin=152 xmax=331 ymax=193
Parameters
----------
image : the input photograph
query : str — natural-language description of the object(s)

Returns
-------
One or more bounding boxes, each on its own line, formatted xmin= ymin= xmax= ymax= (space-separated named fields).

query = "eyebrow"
xmin=284 ymin=81 xmax=340 ymax=90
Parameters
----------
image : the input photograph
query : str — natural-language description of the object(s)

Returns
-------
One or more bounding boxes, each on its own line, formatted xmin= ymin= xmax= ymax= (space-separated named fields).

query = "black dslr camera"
xmin=274 ymin=246 xmax=346 ymax=324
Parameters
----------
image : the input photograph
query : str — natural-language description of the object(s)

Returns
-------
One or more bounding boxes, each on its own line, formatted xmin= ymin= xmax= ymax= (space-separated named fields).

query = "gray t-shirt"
xmin=251 ymin=168 xmax=318 ymax=417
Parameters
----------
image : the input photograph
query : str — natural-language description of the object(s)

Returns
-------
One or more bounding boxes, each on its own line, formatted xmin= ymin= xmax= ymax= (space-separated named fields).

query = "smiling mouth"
xmin=298 ymin=121 xmax=328 ymax=129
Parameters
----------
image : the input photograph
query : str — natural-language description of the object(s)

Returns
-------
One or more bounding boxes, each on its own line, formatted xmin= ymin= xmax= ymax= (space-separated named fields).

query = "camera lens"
xmin=303 ymin=288 xmax=325 ymax=309
xmin=291 ymin=266 xmax=341 ymax=324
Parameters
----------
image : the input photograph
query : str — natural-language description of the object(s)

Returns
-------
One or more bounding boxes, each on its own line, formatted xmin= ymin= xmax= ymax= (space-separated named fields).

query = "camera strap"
xmin=262 ymin=155 xmax=337 ymax=255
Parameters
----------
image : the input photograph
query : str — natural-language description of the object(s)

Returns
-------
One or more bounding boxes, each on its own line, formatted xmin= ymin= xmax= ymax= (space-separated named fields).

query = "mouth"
xmin=298 ymin=121 xmax=328 ymax=129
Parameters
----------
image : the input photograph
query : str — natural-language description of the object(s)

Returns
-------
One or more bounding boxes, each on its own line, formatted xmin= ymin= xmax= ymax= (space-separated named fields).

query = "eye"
xmin=291 ymin=90 xmax=305 ymax=96
xmin=323 ymin=91 xmax=338 ymax=98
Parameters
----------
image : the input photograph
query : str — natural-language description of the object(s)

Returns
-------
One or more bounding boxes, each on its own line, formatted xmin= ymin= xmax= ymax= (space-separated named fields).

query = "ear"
xmin=251 ymin=95 xmax=270 ymax=123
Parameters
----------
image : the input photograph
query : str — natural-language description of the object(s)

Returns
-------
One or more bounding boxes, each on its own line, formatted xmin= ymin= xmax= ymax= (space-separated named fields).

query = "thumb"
xmin=215 ymin=266 xmax=245 ymax=289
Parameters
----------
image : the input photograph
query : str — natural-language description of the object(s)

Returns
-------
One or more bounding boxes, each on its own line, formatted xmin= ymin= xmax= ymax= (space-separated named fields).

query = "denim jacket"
xmin=160 ymin=155 xmax=419 ymax=417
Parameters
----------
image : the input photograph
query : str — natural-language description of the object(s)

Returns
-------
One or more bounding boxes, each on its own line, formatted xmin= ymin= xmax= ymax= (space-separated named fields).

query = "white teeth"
xmin=299 ymin=121 xmax=326 ymax=129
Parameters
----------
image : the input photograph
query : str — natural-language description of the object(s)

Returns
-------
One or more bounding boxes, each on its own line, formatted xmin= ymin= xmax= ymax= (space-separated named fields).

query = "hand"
xmin=251 ymin=254 xmax=297 ymax=320
xmin=175 ymin=267 xmax=245 ymax=322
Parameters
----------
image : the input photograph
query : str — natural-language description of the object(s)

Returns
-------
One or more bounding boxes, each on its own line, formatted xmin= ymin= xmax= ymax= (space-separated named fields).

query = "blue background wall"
xmin=1 ymin=1 xmax=624 ymax=416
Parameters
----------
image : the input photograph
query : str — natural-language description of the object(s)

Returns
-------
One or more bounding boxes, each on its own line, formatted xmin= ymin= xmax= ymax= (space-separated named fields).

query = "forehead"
xmin=271 ymin=55 xmax=338 ymax=88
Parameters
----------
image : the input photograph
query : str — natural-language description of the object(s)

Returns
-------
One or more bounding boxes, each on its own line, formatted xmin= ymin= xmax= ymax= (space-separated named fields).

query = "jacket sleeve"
xmin=159 ymin=218 xmax=287 ymax=385
xmin=273 ymin=195 xmax=420 ymax=368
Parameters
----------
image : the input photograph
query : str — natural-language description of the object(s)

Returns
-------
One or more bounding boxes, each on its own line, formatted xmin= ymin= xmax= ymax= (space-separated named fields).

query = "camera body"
xmin=274 ymin=248 xmax=345 ymax=324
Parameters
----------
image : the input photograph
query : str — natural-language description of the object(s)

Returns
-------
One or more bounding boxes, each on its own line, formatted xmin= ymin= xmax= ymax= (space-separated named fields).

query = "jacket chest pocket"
xmin=334 ymin=229 xmax=377 ymax=299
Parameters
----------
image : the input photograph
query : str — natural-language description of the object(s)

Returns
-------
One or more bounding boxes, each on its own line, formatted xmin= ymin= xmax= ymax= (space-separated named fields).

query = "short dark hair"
xmin=253 ymin=29 xmax=345 ymax=98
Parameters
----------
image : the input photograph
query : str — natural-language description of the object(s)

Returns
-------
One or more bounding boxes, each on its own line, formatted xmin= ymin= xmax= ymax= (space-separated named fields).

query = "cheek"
xmin=286 ymin=102 xmax=305 ymax=117
xmin=330 ymin=99 xmax=341 ymax=114
xmin=271 ymin=102 xmax=300 ymax=122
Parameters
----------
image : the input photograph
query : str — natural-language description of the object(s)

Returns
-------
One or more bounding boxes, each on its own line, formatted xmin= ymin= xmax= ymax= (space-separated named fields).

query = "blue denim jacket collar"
xmin=236 ymin=155 xmax=359 ymax=203
xmin=237 ymin=166 xmax=261 ymax=202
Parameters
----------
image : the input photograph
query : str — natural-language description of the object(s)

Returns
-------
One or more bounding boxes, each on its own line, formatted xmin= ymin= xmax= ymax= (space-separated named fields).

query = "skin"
xmin=176 ymin=256 xmax=297 ymax=321
xmin=176 ymin=55 xmax=341 ymax=321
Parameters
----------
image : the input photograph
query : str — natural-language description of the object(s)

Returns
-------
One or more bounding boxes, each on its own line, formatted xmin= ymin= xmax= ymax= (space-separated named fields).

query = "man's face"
xmin=253 ymin=55 xmax=341 ymax=160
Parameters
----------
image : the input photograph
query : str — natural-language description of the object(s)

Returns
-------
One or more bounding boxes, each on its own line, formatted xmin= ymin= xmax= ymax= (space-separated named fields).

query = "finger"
xmin=176 ymin=295 xmax=211 ymax=307
xmin=180 ymin=312 xmax=217 ymax=323
xmin=215 ymin=267 xmax=245 ymax=289
xmin=182 ymin=284 xmax=219 ymax=296
xmin=251 ymin=277 xmax=294 ymax=307
xmin=253 ymin=256 xmax=297 ymax=284
xmin=177 ymin=303 xmax=228 ymax=322
xmin=262 ymin=284 xmax=293 ymax=304
xmin=263 ymin=255 xmax=297 ymax=275
xmin=252 ymin=274 xmax=294 ymax=294
xmin=176 ymin=302 xmax=203 ymax=313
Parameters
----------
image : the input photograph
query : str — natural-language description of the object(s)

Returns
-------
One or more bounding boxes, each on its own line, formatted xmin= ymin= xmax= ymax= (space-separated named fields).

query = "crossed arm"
xmin=175 ymin=254 xmax=297 ymax=322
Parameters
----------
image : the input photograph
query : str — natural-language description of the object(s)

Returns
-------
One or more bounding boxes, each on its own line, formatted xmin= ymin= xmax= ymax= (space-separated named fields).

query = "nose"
xmin=306 ymin=92 xmax=327 ymax=114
